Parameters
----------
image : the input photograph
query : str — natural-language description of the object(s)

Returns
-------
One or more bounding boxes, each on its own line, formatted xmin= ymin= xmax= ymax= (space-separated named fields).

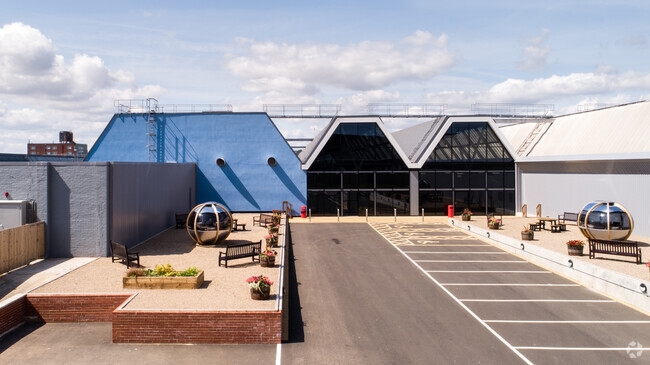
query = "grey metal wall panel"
xmin=0 ymin=163 xmax=49 ymax=252
xmin=520 ymin=172 xmax=650 ymax=237
xmin=49 ymin=164 xmax=109 ymax=257
xmin=109 ymin=162 xmax=195 ymax=252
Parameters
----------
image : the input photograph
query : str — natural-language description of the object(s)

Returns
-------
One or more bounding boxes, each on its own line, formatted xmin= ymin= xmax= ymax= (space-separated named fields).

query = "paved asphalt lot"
xmin=2 ymin=222 xmax=650 ymax=364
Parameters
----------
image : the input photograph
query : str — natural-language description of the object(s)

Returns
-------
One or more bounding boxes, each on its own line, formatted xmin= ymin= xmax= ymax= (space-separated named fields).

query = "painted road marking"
xmin=514 ymin=347 xmax=650 ymax=351
xmin=426 ymin=270 xmax=551 ymax=273
xmin=371 ymin=223 xmax=534 ymax=365
xmin=441 ymin=283 xmax=580 ymax=286
xmin=414 ymin=260 xmax=527 ymax=263
xmin=459 ymin=299 xmax=616 ymax=303
xmin=485 ymin=320 xmax=650 ymax=323
xmin=405 ymin=251 xmax=509 ymax=254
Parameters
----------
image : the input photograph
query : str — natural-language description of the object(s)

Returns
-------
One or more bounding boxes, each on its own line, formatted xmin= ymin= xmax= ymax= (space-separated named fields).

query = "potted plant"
xmin=247 ymin=274 xmax=273 ymax=300
xmin=267 ymin=222 xmax=280 ymax=234
xmin=521 ymin=225 xmax=534 ymax=240
xmin=461 ymin=208 xmax=472 ymax=221
xmin=265 ymin=233 xmax=278 ymax=248
xmin=272 ymin=210 xmax=281 ymax=224
xmin=566 ymin=240 xmax=585 ymax=256
xmin=260 ymin=249 xmax=278 ymax=267
xmin=488 ymin=216 xmax=501 ymax=229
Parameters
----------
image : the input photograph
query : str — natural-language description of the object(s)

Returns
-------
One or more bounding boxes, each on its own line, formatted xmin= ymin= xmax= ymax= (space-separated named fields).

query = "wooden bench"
xmin=588 ymin=238 xmax=642 ymax=264
xmin=110 ymin=240 xmax=140 ymax=267
xmin=219 ymin=240 xmax=261 ymax=268
xmin=253 ymin=213 xmax=273 ymax=227
xmin=529 ymin=223 xmax=542 ymax=231
xmin=550 ymin=224 xmax=565 ymax=233
xmin=558 ymin=212 xmax=578 ymax=224
xmin=232 ymin=218 xmax=247 ymax=231
xmin=175 ymin=213 xmax=188 ymax=229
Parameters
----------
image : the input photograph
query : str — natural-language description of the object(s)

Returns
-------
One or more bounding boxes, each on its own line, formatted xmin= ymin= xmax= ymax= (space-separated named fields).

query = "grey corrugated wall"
xmin=109 ymin=162 xmax=195 ymax=252
xmin=518 ymin=160 xmax=650 ymax=237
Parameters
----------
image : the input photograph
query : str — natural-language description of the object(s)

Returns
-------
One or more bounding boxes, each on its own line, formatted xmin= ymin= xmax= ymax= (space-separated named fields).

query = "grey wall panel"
xmin=49 ymin=164 xmax=109 ymax=257
xmin=109 ymin=162 xmax=195 ymax=252
xmin=520 ymin=172 xmax=650 ymax=237
xmin=0 ymin=163 xmax=49 ymax=252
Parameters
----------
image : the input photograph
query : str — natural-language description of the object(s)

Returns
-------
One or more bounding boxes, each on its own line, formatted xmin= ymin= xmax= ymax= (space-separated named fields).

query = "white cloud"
xmin=226 ymin=31 xmax=454 ymax=94
xmin=0 ymin=22 xmax=164 ymax=153
xmin=518 ymin=29 xmax=550 ymax=71
xmin=426 ymin=68 xmax=650 ymax=107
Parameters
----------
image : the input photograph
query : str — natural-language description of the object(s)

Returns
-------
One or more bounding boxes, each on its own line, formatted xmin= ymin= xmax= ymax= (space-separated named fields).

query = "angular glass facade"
xmin=307 ymin=123 xmax=409 ymax=216
xmin=419 ymin=122 xmax=515 ymax=215
xmin=307 ymin=120 xmax=516 ymax=216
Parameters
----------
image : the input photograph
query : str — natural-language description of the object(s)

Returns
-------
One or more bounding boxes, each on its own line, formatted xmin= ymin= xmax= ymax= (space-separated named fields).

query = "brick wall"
xmin=0 ymin=296 xmax=26 ymax=335
xmin=26 ymin=294 xmax=132 ymax=322
xmin=113 ymin=310 xmax=282 ymax=344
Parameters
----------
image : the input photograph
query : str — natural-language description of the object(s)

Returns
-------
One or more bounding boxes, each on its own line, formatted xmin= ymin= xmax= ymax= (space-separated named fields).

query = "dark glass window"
xmin=376 ymin=172 xmax=409 ymax=189
xmin=454 ymin=172 xmax=469 ymax=189
xmin=308 ymin=172 xmax=340 ymax=189
xmin=376 ymin=191 xmax=410 ymax=215
xmin=309 ymin=123 xmax=407 ymax=171
xmin=470 ymin=172 xmax=485 ymax=189
xmin=435 ymin=172 xmax=452 ymax=189
xmin=421 ymin=122 xmax=515 ymax=216
xmin=419 ymin=191 xmax=453 ymax=215
xmin=307 ymin=191 xmax=341 ymax=215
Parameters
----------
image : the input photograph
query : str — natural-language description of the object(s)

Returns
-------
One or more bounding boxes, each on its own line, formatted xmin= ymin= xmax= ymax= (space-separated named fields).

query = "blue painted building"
xmin=86 ymin=112 xmax=307 ymax=213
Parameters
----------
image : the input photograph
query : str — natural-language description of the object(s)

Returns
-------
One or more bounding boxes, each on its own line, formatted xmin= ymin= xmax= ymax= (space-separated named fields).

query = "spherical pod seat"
xmin=578 ymin=201 xmax=633 ymax=241
xmin=186 ymin=202 xmax=233 ymax=245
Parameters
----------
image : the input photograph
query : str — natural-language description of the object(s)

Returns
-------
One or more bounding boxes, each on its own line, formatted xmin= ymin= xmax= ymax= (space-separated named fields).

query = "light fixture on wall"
xmin=267 ymin=157 xmax=276 ymax=166
xmin=216 ymin=158 xmax=226 ymax=167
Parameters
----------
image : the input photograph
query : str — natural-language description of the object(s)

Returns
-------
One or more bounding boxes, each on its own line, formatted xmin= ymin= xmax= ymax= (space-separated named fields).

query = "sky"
xmin=1 ymin=0 xmax=649 ymax=153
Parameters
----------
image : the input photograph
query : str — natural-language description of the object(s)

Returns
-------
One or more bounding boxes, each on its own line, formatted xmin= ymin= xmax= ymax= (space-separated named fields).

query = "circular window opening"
xmin=267 ymin=157 xmax=276 ymax=166
xmin=216 ymin=158 xmax=226 ymax=167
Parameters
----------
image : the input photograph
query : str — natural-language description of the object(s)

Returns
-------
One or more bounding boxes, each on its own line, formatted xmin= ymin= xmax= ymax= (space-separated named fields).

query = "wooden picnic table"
xmin=537 ymin=217 xmax=557 ymax=229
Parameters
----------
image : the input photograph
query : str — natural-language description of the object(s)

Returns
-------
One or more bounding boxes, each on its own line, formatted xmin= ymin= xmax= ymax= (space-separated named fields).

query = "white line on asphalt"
xmin=441 ymin=283 xmax=580 ymax=286
xmin=371 ymin=225 xmax=534 ymax=365
xmin=405 ymin=251 xmax=508 ymax=254
xmin=276 ymin=343 xmax=281 ymax=365
xmin=485 ymin=320 xmax=650 ymax=323
xmin=414 ymin=260 xmax=527 ymax=263
xmin=514 ymin=347 xmax=650 ymax=351
xmin=459 ymin=299 xmax=616 ymax=303
xmin=426 ymin=270 xmax=551 ymax=273
xmin=402 ymin=244 xmax=488 ymax=247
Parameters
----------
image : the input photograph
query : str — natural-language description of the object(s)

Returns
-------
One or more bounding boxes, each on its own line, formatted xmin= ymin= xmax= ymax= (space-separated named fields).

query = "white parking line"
xmin=441 ymin=283 xmax=580 ymax=286
xmin=276 ymin=343 xmax=281 ymax=365
xmin=426 ymin=270 xmax=551 ymax=273
xmin=514 ymin=347 xmax=650 ymax=351
xmin=371 ymin=224 xmax=534 ymax=365
xmin=414 ymin=260 xmax=527 ymax=263
xmin=485 ymin=320 xmax=650 ymax=323
xmin=459 ymin=299 xmax=616 ymax=303
xmin=406 ymin=251 xmax=508 ymax=254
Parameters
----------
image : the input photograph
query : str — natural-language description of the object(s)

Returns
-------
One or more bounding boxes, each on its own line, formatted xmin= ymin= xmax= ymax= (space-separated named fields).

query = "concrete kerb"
xmin=448 ymin=218 xmax=650 ymax=314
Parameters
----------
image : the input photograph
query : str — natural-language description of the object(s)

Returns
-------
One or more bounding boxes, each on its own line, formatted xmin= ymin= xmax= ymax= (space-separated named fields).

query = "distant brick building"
xmin=27 ymin=131 xmax=87 ymax=158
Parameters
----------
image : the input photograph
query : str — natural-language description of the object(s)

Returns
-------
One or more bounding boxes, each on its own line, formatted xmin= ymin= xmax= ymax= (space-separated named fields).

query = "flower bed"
xmin=123 ymin=264 xmax=204 ymax=289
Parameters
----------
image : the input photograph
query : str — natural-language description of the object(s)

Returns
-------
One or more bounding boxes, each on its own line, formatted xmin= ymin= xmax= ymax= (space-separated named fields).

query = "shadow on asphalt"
xmin=286 ymin=224 xmax=304 ymax=343
xmin=0 ymin=321 xmax=43 ymax=353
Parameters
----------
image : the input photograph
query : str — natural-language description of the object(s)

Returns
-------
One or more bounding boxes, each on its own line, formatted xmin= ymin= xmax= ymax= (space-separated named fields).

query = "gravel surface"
xmin=34 ymin=214 xmax=282 ymax=310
